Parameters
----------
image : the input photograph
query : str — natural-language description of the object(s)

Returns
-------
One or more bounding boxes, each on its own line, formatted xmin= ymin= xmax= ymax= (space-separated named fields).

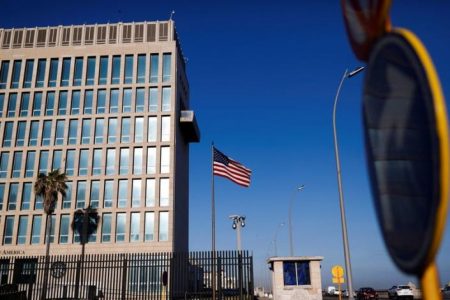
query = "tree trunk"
xmin=41 ymin=213 xmax=52 ymax=300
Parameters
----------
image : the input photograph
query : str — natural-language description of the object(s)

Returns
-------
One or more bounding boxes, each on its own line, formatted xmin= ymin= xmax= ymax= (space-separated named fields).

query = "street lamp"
xmin=332 ymin=66 xmax=364 ymax=300
xmin=288 ymin=185 xmax=305 ymax=256
xmin=229 ymin=215 xmax=246 ymax=251
xmin=273 ymin=222 xmax=284 ymax=256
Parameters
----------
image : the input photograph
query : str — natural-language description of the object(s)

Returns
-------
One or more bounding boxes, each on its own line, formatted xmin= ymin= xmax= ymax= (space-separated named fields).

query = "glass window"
xmin=58 ymin=91 xmax=68 ymax=115
xmin=149 ymin=88 xmax=158 ymax=112
xmin=48 ymin=58 xmax=58 ymax=87
xmin=104 ymin=180 xmax=113 ymax=208
xmin=108 ymin=118 xmax=117 ymax=143
xmin=283 ymin=262 xmax=311 ymax=285
xmin=132 ymin=179 xmax=141 ymax=208
xmin=78 ymin=149 xmax=89 ymax=176
xmin=110 ymin=89 xmax=119 ymax=113
xmin=99 ymin=56 xmax=108 ymax=85
xmin=137 ymin=54 xmax=146 ymax=83
xmin=162 ymin=53 xmax=171 ymax=82
xmin=160 ymin=146 xmax=170 ymax=173
xmin=118 ymin=180 xmax=127 ymax=208
xmin=2 ymin=122 xmax=13 ymax=147
xmin=121 ymin=117 xmax=131 ymax=143
xmin=111 ymin=56 xmax=121 ymax=84
xmin=122 ymin=89 xmax=132 ymax=113
xmin=38 ymin=150 xmax=49 ymax=175
xmin=136 ymin=88 xmax=145 ymax=112
xmin=60 ymin=57 xmax=71 ymax=86
xmin=159 ymin=212 xmax=169 ymax=241
xmin=147 ymin=147 xmax=156 ymax=174
xmin=95 ymin=119 xmax=104 ymax=144
xmin=0 ymin=184 xmax=4 ymax=210
xmin=71 ymin=90 xmax=80 ymax=114
xmin=92 ymin=149 xmax=102 ymax=175
xmin=119 ymin=148 xmax=129 ymax=175
xmin=145 ymin=212 xmax=154 ymax=241
xmin=35 ymin=194 xmax=43 ymax=210
xmin=32 ymin=92 xmax=42 ymax=116
xmin=8 ymin=183 xmax=19 ymax=210
xmin=81 ymin=119 xmax=91 ymax=144
xmin=21 ymin=183 xmax=32 ymax=210
xmin=25 ymin=151 xmax=35 ymax=178
xmin=102 ymin=213 xmax=112 ymax=242
xmin=0 ymin=93 xmax=4 ymax=117
xmin=90 ymin=181 xmax=100 ymax=208
xmin=150 ymin=54 xmax=158 ymax=83
xmin=29 ymin=121 xmax=39 ymax=146
xmin=17 ymin=216 xmax=28 ymax=244
xmin=65 ymin=150 xmax=75 ymax=176
xmin=148 ymin=117 xmax=157 ymax=142
xmin=106 ymin=149 xmax=116 ymax=175
xmin=135 ymin=117 xmax=144 ymax=142
xmin=11 ymin=60 xmax=22 ymax=89
xmin=36 ymin=59 xmax=46 ymax=88
xmin=86 ymin=56 xmax=95 ymax=86
xmin=161 ymin=116 xmax=171 ymax=142
xmin=68 ymin=119 xmax=78 ymax=145
xmin=160 ymin=178 xmax=169 ymax=207
xmin=20 ymin=92 xmax=30 ymax=116
xmin=146 ymin=178 xmax=155 ymax=207
xmin=42 ymin=120 xmax=52 ymax=146
xmin=52 ymin=150 xmax=62 ymax=171
xmin=124 ymin=55 xmax=133 ymax=84
xmin=45 ymin=215 xmax=56 ymax=243
xmin=31 ymin=215 xmax=42 ymax=244
xmin=76 ymin=181 xmax=86 ymax=208
xmin=116 ymin=213 xmax=126 ymax=242
xmin=84 ymin=90 xmax=93 ymax=114
xmin=130 ymin=213 xmax=140 ymax=242
xmin=7 ymin=93 xmax=17 ymax=117
xmin=97 ymin=89 xmax=106 ymax=113
xmin=23 ymin=59 xmax=34 ymax=88
xmin=55 ymin=120 xmax=65 ymax=145
xmin=73 ymin=57 xmax=83 ymax=86
xmin=0 ymin=61 xmax=10 ymax=89
xmin=133 ymin=148 xmax=143 ymax=175
xmin=59 ymin=215 xmax=70 ymax=244
xmin=62 ymin=181 xmax=72 ymax=209
xmin=12 ymin=151 xmax=23 ymax=178
xmin=162 ymin=87 xmax=171 ymax=112
xmin=45 ymin=91 xmax=55 ymax=115
xmin=3 ymin=216 xmax=14 ymax=245
xmin=16 ymin=121 xmax=26 ymax=146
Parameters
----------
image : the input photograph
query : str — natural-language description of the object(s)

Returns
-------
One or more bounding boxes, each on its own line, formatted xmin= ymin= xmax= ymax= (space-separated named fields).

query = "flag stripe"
xmin=213 ymin=147 xmax=251 ymax=187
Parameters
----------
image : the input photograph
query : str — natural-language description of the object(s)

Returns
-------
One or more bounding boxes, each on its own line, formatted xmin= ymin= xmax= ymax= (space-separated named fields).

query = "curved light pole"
xmin=333 ymin=66 xmax=364 ymax=300
xmin=273 ymin=222 xmax=284 ymax=256
xmin=288 ymin=185 xmax=305 ymax=256
xmin=229 ymin=215 xmax=246 ymax=251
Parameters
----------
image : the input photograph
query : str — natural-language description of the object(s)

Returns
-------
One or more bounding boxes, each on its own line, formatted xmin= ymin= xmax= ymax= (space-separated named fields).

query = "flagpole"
xmin=211 ymin=142 xmax=216 ymax=300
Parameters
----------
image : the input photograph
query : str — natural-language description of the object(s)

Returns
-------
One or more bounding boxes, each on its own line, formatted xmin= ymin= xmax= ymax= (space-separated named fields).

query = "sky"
xmin=1 ymin=0 xmax=450 ymax=291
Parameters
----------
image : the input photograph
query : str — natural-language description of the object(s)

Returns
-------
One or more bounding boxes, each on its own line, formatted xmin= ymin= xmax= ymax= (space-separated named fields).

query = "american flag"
xmin=213 ymin=147 xmax=251 ymax=187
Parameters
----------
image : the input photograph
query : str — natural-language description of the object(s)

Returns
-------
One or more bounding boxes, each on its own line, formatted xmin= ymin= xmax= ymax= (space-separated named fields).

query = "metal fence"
xmin=0 ymin=250 xmax=254 ymax=300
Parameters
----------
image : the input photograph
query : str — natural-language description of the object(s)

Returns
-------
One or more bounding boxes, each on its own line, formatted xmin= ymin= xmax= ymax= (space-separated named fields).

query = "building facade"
xmin=0 ymin=20 xmax=199 ymax=256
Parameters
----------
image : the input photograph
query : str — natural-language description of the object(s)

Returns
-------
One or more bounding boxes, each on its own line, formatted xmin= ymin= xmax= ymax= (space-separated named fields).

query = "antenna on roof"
xmin=170 ymin=10 xmax=175 ymax=20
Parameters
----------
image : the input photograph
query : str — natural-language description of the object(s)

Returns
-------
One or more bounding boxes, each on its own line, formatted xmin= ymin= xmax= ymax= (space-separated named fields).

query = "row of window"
xmin=2 ymin=211 xmax=169 ymax=245
xmin=1 ymin=116 xmax=171 ymax=148
xmin=0 ymin=177 xmax=170 ymax=212
xmin=0 ymin=87 xmax=172 ymax=118
xmin=0 ymin=53 xmax=171 ymax=89
xmin=0 ymin=146 xmax=170 ymax=179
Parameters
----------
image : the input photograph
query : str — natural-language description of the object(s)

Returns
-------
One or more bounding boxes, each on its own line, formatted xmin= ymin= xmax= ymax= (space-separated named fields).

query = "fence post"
xmin=121 ymin=256 xmax=127 ymax=300
xmin=238 ymin=252 xmax=243 ymax=300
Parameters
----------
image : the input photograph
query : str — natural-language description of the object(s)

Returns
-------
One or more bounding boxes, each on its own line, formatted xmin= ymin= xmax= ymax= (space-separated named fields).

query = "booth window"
xmin=283 ymin=261 xmax=311 ymax=286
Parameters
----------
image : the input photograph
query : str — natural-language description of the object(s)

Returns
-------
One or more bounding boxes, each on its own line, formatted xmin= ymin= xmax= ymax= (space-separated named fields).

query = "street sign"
xmin=333 ymin=277 xmax=345 ymax=284
xmin=341 ymin=0 xmax=392 ymax=61
xmin=362 ymin=28 xmax=449 ymax=275
xmin=331 ymin=265 xmax=344 ymax=278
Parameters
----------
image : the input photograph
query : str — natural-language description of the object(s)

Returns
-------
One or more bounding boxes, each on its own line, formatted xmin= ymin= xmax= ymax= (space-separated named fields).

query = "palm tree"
xmin=34 ymin=169 xmax=68 ymax=300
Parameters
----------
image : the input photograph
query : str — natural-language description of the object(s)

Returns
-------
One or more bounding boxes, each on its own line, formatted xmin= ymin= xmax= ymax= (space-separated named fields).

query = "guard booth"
xmin=268 ymin=256 xmax=323 ymax=300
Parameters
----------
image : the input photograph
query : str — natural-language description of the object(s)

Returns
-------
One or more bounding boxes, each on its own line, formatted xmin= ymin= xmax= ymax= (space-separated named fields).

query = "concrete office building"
xmin=0 ymin=20 xmax=199 ymax=256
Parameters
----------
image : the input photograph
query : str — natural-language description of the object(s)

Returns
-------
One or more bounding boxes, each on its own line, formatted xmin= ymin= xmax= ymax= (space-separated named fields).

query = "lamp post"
xmin=332 ymin=66 xmax=364 ymax=300
xmin=273 ymin=222 xmax=284 ymax=256
xmin=229 ymin=215 xmax=246 ymax=251
xmin=288 ymin=185 xmax=305 ymax=256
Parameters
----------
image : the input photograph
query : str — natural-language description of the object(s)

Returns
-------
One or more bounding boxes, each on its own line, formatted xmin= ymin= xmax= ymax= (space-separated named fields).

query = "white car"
xmin=388 ymin=285 xmax=414 ymax=299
